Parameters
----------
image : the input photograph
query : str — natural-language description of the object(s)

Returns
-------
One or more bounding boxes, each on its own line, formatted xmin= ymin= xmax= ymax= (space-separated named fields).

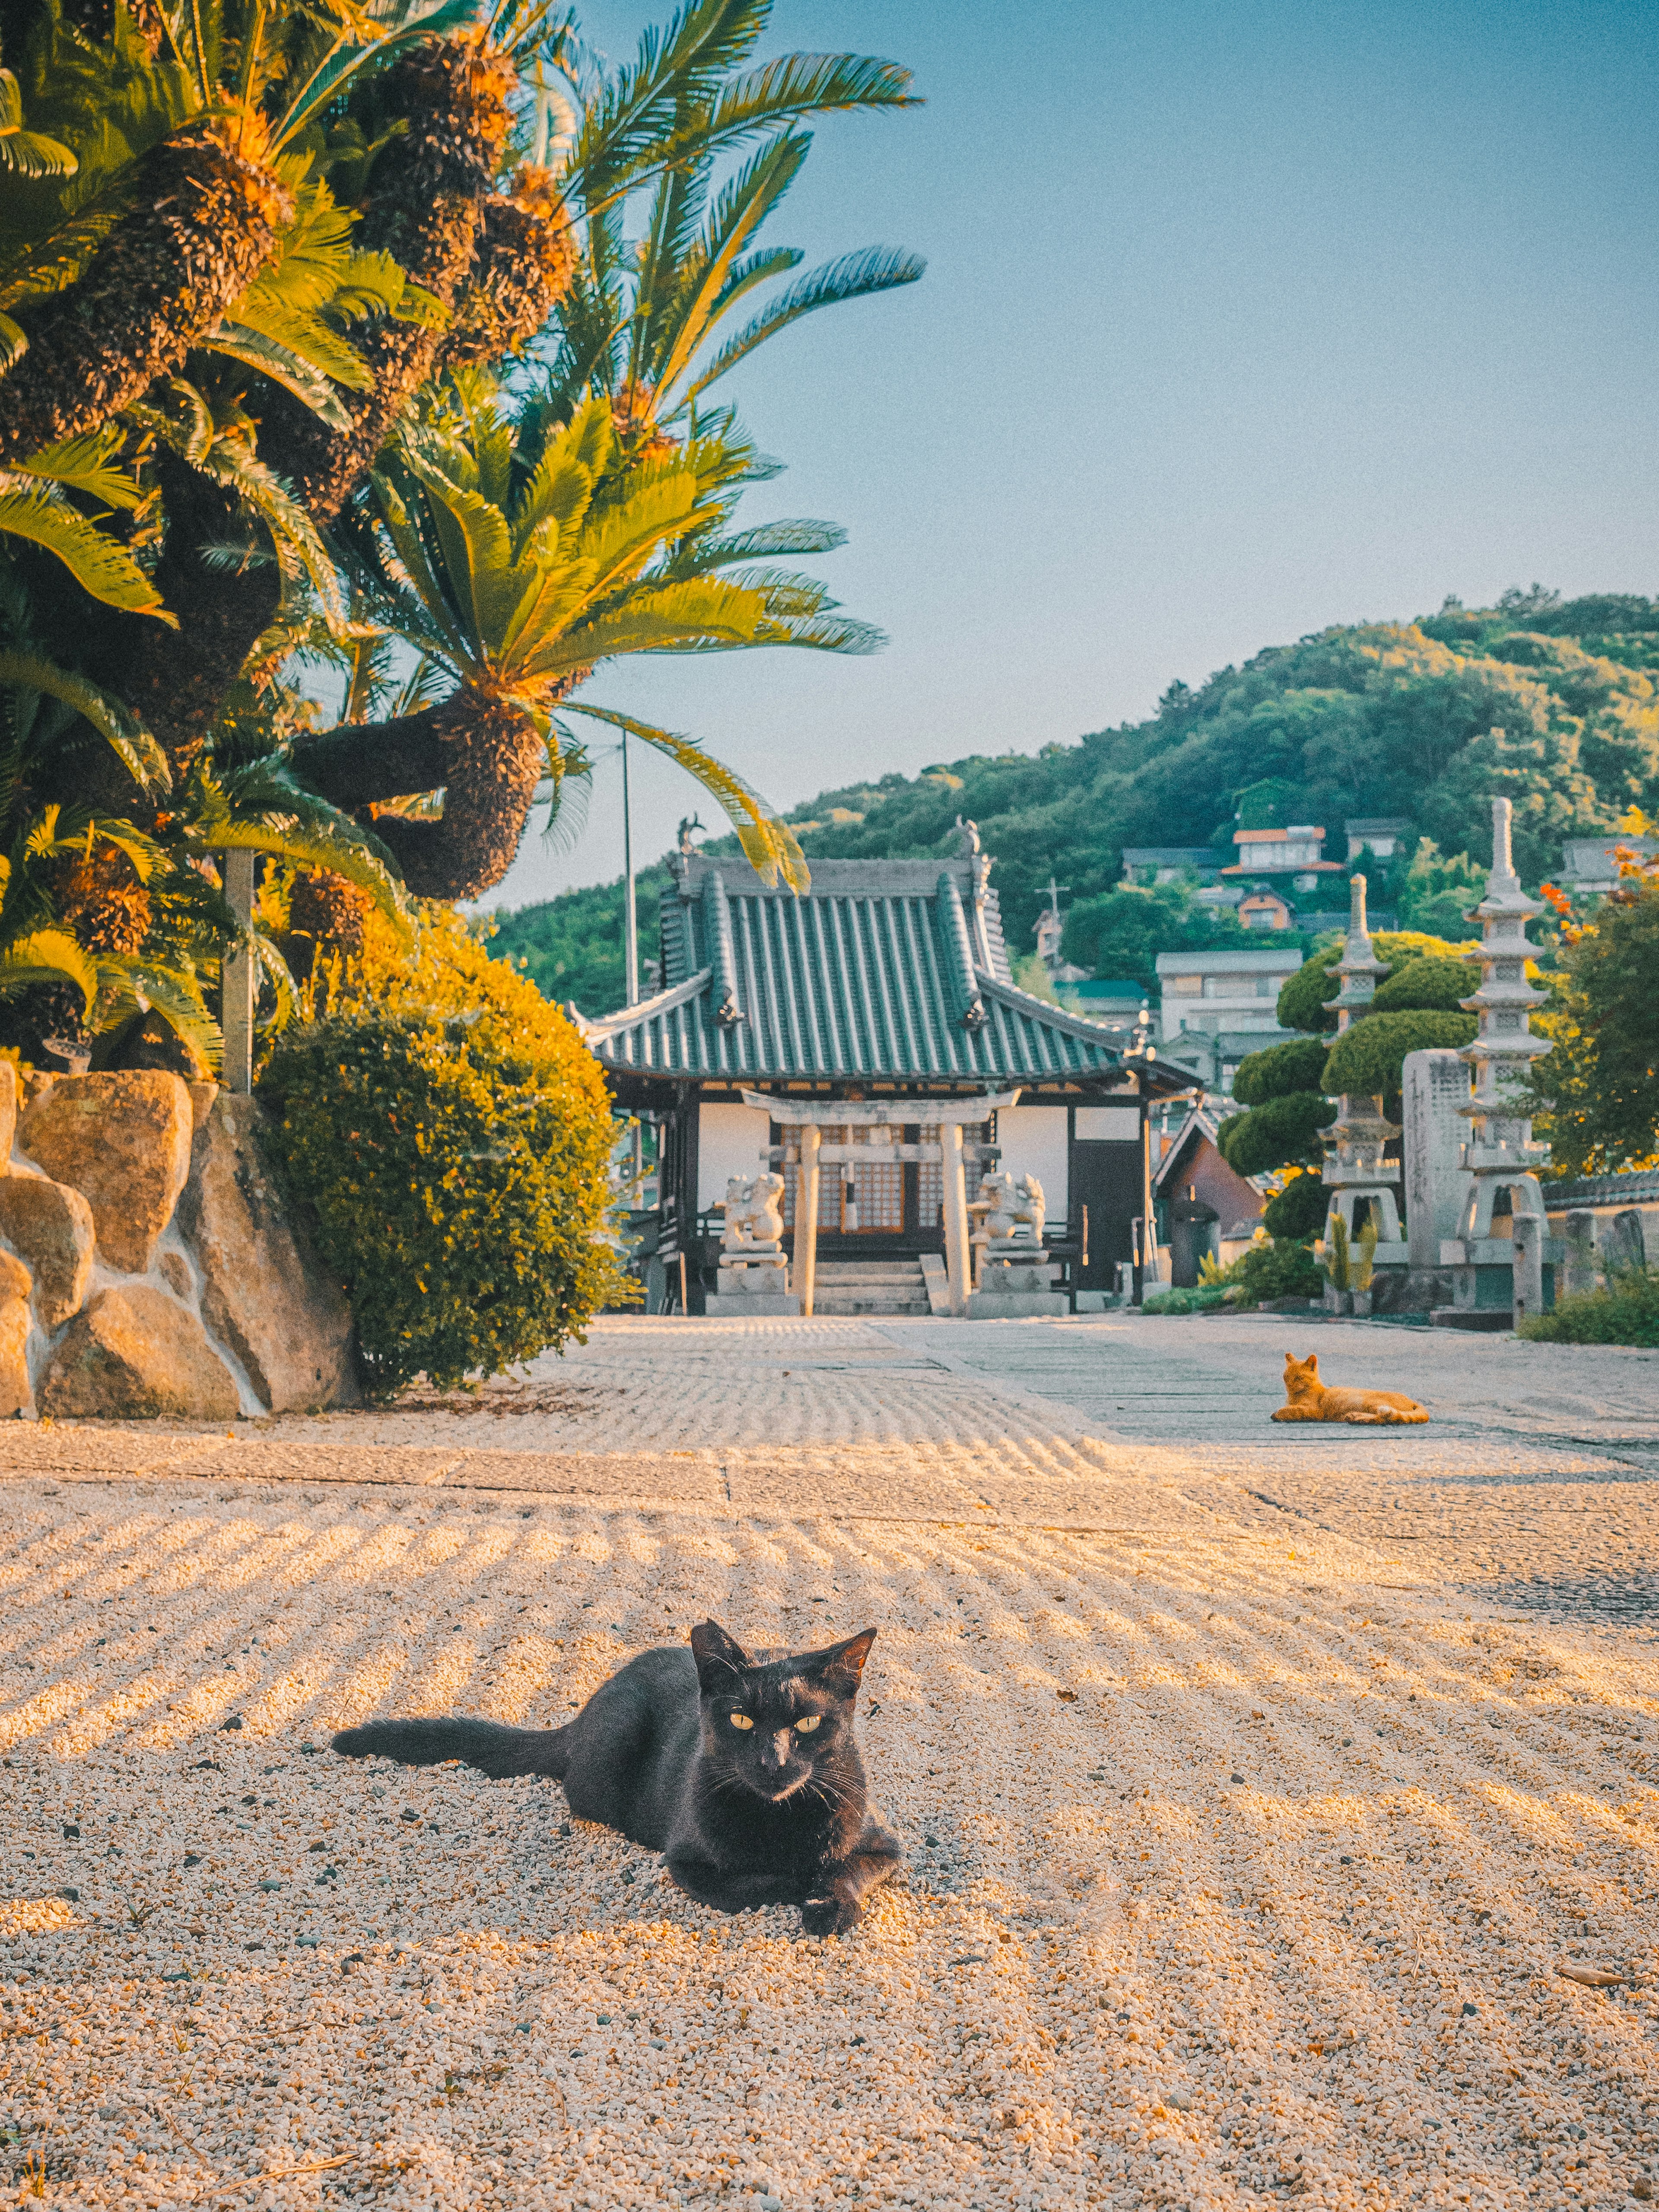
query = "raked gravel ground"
xmin=2 ymin=1314 xmax=1658 ymax=2212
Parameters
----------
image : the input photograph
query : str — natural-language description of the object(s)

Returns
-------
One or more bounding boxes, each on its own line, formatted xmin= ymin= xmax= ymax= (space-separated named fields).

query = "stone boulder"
xmin=0 ymin=1247 xmax=32 ymax=1417
xmin=0 ymin=1175 xmax=95 ymax=1325
xmin=177 ymin=1093 xmax=359 ymax=1412
xmin=18 ymin=1070 xmax=192 ymax=1273
xmin=40 ymin=1285 xmax=240 ymax=1421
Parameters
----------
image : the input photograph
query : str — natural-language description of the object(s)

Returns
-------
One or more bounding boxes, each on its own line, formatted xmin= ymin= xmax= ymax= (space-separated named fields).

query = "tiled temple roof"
xmin=575 ymin=855 xmax=1176 ymax=1087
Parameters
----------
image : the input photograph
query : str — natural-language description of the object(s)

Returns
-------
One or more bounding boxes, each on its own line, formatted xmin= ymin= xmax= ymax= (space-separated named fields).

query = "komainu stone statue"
xmin=969 ymin=1170 xmax=1046 ymax=1247
xmin=721 ymin=1172 xmax=786 ymax=1251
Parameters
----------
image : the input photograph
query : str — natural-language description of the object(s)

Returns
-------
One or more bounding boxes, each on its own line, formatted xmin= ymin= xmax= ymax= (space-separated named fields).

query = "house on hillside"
xmin=1120 ymin=845 xmax=1223 ymax=887
xmin=1220 ymin=823 xmax=1346 ymax=901
xmin=1557 ymin=830 xmax=1659 ymax=893
xmin=1344 ymin=816 xmax=1411 ymax=861
xmin=574 ymin=848 xmax=1192 ymax=1315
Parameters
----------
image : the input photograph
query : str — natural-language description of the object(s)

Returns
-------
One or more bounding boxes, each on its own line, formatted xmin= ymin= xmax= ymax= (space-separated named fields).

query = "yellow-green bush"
xmin=261 ymin=909 xmax=632 ymax=1394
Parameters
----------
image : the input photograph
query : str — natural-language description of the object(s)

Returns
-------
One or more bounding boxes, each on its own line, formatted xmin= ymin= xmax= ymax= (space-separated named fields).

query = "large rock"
xmin=0 ymin=1175 xmax=95 ymax=1325
xmin=0 ymin=1247 xmax=32 ymax=1417
xmin=40 ymin=1285 xmax=240 ymax=1421
xmin=177 ymin=1093 xmax=358 ymax=1412
xmin=18 ymin=1070 xmax=192 ymax=1273
xmin=0 ymin=1057 xmax=16 ymax=1167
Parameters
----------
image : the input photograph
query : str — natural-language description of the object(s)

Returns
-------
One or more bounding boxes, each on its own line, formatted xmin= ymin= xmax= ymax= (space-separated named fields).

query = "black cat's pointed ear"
xmin=805 ymin=1628 xmax=877 ymax=1697
xmin=691 ymin=1619 xmax=753 ymax=1691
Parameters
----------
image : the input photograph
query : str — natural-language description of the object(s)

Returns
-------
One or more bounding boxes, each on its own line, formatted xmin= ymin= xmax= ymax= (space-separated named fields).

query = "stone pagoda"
xmin=1437 ymin=795 xmax=1562 ymax=1325
xmin=1319 ymin=873 xmax=1408 ymax=1303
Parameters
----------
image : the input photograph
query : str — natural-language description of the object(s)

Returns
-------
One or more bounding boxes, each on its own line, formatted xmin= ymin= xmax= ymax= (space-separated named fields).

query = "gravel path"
xmin=2 ymin=1317 xmax=1656 ymax=2210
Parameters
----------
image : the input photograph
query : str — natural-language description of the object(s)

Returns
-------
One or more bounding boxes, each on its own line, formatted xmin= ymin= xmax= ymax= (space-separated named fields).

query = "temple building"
xmin=574 ymin=842 xmax=1191 ymax=1314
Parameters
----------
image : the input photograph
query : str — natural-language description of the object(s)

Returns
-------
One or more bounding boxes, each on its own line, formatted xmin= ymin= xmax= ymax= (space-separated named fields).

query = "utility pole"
xmin=622 ymin=731 xmax=639 ymax=1007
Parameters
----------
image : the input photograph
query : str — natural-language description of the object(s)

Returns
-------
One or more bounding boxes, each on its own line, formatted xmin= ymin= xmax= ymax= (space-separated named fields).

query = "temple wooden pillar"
xmin=796 ymin=1123 xmax=821 ymax=1317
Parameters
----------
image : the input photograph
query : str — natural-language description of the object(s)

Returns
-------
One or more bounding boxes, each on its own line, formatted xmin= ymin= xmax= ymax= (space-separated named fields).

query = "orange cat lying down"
xmin=1272 ymin=1351 xmax=1429 ymax=1424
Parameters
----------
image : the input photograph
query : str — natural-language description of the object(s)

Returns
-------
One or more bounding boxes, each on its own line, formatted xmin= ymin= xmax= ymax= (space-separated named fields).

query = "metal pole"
xmin=622 ymin=732 xmax=639 ymax=1008
xmin=222 ymin=849 xmax=256 ymax=1095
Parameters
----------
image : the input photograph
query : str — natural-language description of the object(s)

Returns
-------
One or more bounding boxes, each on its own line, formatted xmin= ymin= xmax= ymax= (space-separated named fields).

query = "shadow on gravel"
xmin=1479 ymin=1571 xmax=1659 ymax=1624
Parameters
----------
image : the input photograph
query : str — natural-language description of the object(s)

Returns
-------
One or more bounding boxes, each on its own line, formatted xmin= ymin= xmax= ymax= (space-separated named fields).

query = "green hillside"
xmin=487 ymin=589 xmax=1659 ymax=1011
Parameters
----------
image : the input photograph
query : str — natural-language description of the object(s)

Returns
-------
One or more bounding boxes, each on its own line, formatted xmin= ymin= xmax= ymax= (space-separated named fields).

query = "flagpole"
xmin=622 ymin=732 xmax=639 ymax=1007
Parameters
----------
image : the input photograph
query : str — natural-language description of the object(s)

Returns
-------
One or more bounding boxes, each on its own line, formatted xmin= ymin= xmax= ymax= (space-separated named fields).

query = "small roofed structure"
xmin=1151 ymin=1103 xmax=1269 ymax=1285
xmin=573 ymin=848 xmax=1192 ymax=1315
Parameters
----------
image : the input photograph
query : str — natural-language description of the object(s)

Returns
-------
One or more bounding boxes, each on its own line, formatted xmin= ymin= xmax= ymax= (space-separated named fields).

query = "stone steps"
xmin=810 ymin=1258 xmax=931 ymax=1317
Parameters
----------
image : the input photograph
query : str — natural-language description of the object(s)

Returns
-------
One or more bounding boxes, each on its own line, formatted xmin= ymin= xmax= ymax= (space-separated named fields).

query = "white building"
xmin=1156 ymin=947 xmax=1305 ymax=1043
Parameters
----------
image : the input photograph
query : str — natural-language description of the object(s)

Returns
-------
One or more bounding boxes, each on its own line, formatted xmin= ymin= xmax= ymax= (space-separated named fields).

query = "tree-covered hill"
xmin=487 ymin=588 xmax=1659 ymax=1011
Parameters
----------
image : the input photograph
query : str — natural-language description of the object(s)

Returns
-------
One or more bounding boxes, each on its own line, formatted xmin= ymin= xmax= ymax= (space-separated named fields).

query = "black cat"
xmin=332 ymin=1621 xmax=902 ymax=1936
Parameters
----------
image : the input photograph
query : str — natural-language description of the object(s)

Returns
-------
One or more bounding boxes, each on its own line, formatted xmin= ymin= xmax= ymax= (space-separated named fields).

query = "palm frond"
xmin=0 ymin=926 xmax=97 ymax=1010
xmin=685 ymin=244 xmax=924 ymax=400
xmin=0 ymin=649 xmax=172 ymax=792
xmin=561 ymin=702 xmax=807 ymax=890
xmin=0 ymin=482 xmax=174 ymax=620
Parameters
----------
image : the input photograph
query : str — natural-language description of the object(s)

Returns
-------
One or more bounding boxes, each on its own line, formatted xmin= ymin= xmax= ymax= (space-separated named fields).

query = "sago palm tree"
xmin=296 ymin=373 xmax=867 ymax=894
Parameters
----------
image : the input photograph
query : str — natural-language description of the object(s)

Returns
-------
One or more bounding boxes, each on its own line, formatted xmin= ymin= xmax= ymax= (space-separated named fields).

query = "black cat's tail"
xmin=331 ymin=1716 xmax=570 ymax=1780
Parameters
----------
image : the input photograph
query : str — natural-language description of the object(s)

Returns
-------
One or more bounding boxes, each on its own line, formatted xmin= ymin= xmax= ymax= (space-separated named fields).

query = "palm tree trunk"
xmin=292 ymin=689 xmax=543 ymax=903
xmin=0 ymin=121 xmax=289 ymax=466
xmin=254 ymin=38 xmax=515 ymax=521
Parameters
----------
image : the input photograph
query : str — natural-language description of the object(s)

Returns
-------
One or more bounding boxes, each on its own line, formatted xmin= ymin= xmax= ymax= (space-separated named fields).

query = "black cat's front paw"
xmin=801 ymin=1893 xmax=860 ymax=1938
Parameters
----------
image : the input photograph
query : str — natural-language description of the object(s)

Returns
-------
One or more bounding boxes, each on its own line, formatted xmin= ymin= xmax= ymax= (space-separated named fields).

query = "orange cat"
xmin=1271 ymin=1351 xmax=1429 ymax=1424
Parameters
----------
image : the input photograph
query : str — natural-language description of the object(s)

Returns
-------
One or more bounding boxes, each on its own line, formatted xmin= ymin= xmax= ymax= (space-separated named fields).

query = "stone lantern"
xmin=1319 ymin=873 xmax=1408 ymax=1305
xmin=1435 ymin=795 xmax=1563 ymax=1326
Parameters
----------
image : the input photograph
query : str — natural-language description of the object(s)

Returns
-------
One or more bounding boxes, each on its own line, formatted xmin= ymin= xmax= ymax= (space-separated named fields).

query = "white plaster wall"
xmin=995 ymin=1106 xmax=1070 ymax=1222
xmin=698 ymin=1103 xmax=774 ymax=1211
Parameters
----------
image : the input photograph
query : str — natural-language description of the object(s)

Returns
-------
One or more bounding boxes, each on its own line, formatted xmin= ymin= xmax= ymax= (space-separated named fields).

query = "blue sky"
xmin=486 ymin=0 xmax=1659 ymax=909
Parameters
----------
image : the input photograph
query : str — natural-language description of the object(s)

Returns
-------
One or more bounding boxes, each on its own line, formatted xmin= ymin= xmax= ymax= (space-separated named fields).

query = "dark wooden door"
xmin=1070 ymin=1133 xmax=1144 ymax=1289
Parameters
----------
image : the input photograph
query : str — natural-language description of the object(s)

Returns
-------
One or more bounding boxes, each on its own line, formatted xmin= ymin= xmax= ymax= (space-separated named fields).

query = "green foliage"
xmin=484 ymin=865 xmax=670 ymax=1013
xmin=730 ymin=597 xmax=1658 ymax=960
xmin=1391 ymin=837 xmax=1487 ymax=937
xmin=1262 ymin=1171 xmax=1328 ymax=1239
xmin=1274 ymin=928 xmax=1474 ymax=1034
xmin=1517 ymin=1266 xmax=1659 ymax=1348
xmin=1231 ymin=1035 xmax=1329 ymax=1106
xmin=260 ymin=908 xmax=632 ymax=1394
xmin=1058 ymin=880 xmax=1253 ymax=997
xmin=1141 ymin=1285 xmax=1227 ymax=1315
xmin=1321 ymin=1009 xmax=1477 ymax=1099
xmin=1275 ymin=936 xmax=1345 ymax=1033
xmin=1370 ymin=954 xmax=1474 ymax=1014
xmin=1216 ymin=1090 xmax=1335 ymax=1177
xmin=1234 ymin=1235 xmax=1322 ymax=1307
xmin=1528 ymin=879 xmax=1659 ymax=1177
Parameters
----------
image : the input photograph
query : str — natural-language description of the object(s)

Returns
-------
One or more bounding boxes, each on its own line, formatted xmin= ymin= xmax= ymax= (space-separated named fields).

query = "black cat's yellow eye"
xmin=728 ymin=1713 xmax=754 ymax=1731
xmin=794 ymin=1715 xmax=822 ymax=1734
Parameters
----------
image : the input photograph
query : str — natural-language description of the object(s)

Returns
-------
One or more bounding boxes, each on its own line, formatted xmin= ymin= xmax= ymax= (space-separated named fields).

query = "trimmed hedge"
xmin=1231 ymin=1035 xmax=1330 ymax=1106
xmin=261 ymin=909 xmax=632 ymax=1395
xmin=1263 ymin=1171 xmax=1329 ymax=1240
xmin=1321 ymin=1009 xmax=1477 ymax=1099
xmin=1217 ymin=1090 xmax=1336 ymax=1177
xmin=1370 ymin=954 xmax=1475 ymax=1014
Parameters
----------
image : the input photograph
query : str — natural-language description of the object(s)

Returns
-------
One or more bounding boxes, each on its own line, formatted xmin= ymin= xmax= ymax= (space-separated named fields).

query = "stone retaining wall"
xmin=0 ymin=1065 xmax=357 ymax=1421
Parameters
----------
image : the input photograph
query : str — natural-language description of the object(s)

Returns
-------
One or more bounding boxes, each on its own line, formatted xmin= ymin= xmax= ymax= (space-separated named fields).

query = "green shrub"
xmin=1217 ymin=1090 xmax=1336 ymax=1177
xmin=261 ymin=909 xmax=632 ymax=1394
xmin=1234 ymin=1236 xmax=1323 ymax=1307
xmin=1517 ymin=1267 xmax=1659 ymax=1348
xmin=1142 ymin=1286 xmax=1228 ymax=1316
xmin=1321 ymin=1009 xmax=1476 ymax=1098
xmin=1231 ymin=1036 xmax=1330 ymax=1105
xmin=1277 ymin=929 xmax=1474 ymax=1034
xmin=1263 ymin=1171 xmax=1328 ymax=1239
xmin=1370 ymin=954 xmax=1475 ymax=1014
